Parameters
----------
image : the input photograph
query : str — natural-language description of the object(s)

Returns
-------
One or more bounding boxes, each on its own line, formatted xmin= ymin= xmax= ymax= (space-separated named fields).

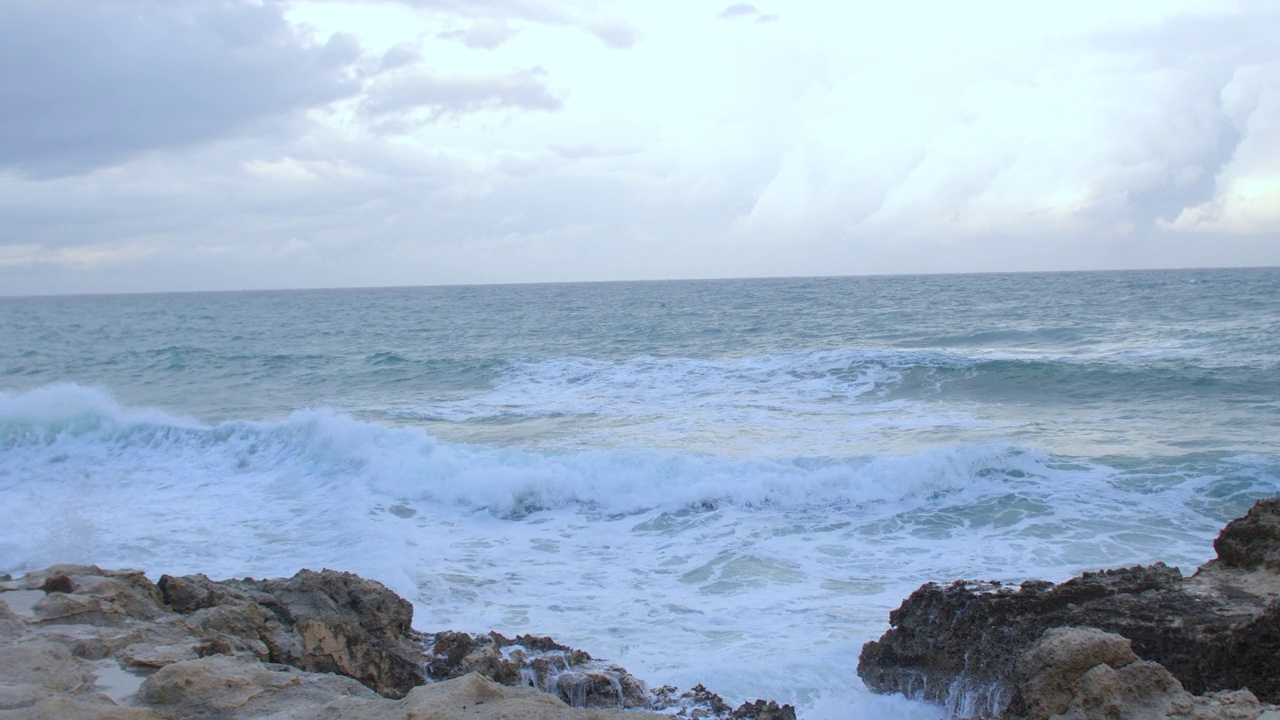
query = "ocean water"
xmin=2 ymin=268 xmax=1278 ymax=718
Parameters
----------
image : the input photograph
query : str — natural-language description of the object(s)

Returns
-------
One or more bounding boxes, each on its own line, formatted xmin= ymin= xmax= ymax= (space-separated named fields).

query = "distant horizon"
xmin=3 ymin=262 xmax=1274 ymax=300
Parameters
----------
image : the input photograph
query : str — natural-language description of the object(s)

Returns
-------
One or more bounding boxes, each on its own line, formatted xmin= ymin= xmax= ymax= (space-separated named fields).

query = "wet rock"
xmin=649 ymin=682 xmax=793 ymax=719
xmin=731 ymin=698 xmax=798 ymax=720
xmin=425 ymin=630 xmax=648 ymax=709
xmin=858 ymin=499 xmax=1280 ymax=717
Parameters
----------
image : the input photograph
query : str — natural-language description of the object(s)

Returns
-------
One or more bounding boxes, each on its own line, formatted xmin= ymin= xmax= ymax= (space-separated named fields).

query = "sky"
xmin=1 ymin=0 xmax=1278 ymax=295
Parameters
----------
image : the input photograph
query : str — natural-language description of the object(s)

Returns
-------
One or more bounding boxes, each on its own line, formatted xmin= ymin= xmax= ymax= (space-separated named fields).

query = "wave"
xmin=0 ymin=384 xmax=1092 ymax=517
xmin=401 ymin=348 xmax=1279 ymax=424
xmin=4 ymin=385 xmax=1277 ymax=523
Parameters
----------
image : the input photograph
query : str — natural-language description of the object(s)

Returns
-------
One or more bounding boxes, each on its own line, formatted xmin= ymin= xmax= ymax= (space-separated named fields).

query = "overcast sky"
xmin=2 ymin=0 xmax=1278 ymax=295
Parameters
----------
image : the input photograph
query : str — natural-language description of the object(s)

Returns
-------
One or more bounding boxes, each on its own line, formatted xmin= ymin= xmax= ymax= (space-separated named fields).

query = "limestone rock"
xmin=1007 ymin=627 xmax=1278 ymax=720
xmin=159 ymin=568 xmax=425 ymax=698
xmin=1 ymin=564 xmax=786 ymax=719
xmin=137 ymin=654 xmax=375 ymax=716
xmin=319 ymin=672 xmax=666 ymax=720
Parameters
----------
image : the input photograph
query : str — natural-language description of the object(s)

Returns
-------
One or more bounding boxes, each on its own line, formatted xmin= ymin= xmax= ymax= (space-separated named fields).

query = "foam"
xmin=2 ymin=384 xmax=1277 ymax=718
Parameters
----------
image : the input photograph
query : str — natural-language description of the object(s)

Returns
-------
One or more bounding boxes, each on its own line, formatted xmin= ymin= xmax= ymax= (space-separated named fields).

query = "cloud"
xmin=342 ymin=0 xmax=639 ymax=49
xmin=585 ymin=21 xmax=639 ymax=50
xmin=756 ymin=14 xmax=780 ymax=24
xmin=437 ymin=19 xmax=518 ymax=49
xmin=0 ymin=0 xmax=363 ymax=178
xmin=734 ymin=5 xmax=1280 ymax=249
xmin=1163 ymin=62 xmax=1280 ymax=234
xmin=550 ymin=144 xmax=644 ymax=160
xmin=379 ymin=42 xmax=422 ymax=71
xmin=719 ymin=4 xmax=758 ymax=20
xmin=360 ymin=67 xmax=563 ymax=129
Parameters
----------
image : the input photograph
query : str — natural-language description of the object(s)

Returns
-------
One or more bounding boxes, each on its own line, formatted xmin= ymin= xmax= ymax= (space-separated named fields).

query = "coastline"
xmin=0 ymin=564 xmax=794 ymax=720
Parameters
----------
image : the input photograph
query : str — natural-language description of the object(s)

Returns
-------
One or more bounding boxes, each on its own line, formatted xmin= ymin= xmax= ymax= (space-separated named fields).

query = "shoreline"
xmin=0 ymin=564 xmax=795 ymax=720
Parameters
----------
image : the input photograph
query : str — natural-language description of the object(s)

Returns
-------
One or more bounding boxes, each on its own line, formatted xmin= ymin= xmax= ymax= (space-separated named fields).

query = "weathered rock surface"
xmin=858 ymin=499 xmax=1280 ymax=718
xmin=425 ymin=630 xmax=649 ymax=709
xmin=0 ymin=564 xmax=792 ymax=719
xmin=1009 ymin=627 xmax=1280 ymax=720
xmin=157 ymin=568 xmax=425 ymax=698
xmin=421 ymin=629 xmax=796 ymax=719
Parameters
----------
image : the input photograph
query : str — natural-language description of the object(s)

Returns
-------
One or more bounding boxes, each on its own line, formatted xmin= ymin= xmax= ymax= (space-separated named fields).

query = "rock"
xmin=858 ymin=499 xmax=1280 ymax=717
xmin=20 ymin=567 xmax=168 ymax=627
xmin=731 ymin=698 xmax=798 ymax=720
xmin=425 ymin=630 xmax=649 ymax=709
xmin=0 ymin=640 xmax=95 ymax=694
xmin=320 ymin=672 xmax=666 ymax=720
xmin=1213 ymin=498 xmax=1280 ymax=572
xmin=137 ymin=654 xmax=374 ymax=715
xmin=1007 ymin=627 xmax=1279 ymax=720
xmin=0 ymin=697 xmax=160 ymax=719
xmin=1 ymin=564 xmax=786 ymax=719
xmin=159 ymin=568 xmax=426 ymax=698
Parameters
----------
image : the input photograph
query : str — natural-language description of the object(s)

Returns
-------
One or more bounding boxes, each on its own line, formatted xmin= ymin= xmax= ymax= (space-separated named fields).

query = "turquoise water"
xmin=2 ymin=268 xmax=1278 ymax=717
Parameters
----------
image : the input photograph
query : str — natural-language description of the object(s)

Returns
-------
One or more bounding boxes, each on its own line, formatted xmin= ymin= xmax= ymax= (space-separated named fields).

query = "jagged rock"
xmin=858 ymin=499 xmax=1280 ymax=717
xmin=2 ymin=564 xmax=787 ymax=719
xmin=1213 ymin=498 xmax=1280 ymax=572
xmin=159 ymin=568 xmax=425 ymax=698
xmin=425 ymin=630 xmax=649 ymax=709
xmin=731 ymin=698 xmax=798 ymax=720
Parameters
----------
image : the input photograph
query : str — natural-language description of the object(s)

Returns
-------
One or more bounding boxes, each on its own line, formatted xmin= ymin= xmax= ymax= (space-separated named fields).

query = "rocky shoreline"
xmin=858 ymin=498 xmax=1280 ymax=719
xmin=0 ymin=564 xmax=793 ymax=719
xmin=9 ymin=502 xmax=1279 ymax=719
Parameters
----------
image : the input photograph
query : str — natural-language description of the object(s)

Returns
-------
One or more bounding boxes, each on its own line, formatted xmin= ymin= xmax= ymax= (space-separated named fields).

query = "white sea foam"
xmin=2 ymin=384 xmax=1276 ymax=719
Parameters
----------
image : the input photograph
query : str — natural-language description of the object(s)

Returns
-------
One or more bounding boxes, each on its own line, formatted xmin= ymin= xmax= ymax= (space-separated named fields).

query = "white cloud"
xmin=1164 ymin=62 xmax=1280 ymax=234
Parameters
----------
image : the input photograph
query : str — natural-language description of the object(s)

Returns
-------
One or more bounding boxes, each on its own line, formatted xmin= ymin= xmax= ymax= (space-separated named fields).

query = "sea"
xmin=2 ymin=268 xmax=1278 ymax=718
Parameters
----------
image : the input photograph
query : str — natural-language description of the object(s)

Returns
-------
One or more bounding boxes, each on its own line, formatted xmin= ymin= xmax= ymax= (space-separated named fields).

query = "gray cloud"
xmin=756 ymin=14 xmax=780 ymax=24
xmin=550 ymin=144 xmax=644 ymax=160
xmin=360 ymin=67 xmax=563 ymax=129
xmin=437 ymin=20 xmax=518 ymax=50
xmin=719 ymin=4 xmax=759 ymax=19
xmin=0 ymin=0 xmax=363 ymax=179
xmin=379 ymin=43 xmax=423 ymax=71
xmin=337 ymin=0 xmax=638 ymax=49
xmin=585 ymin=21 xmax=639 ymax=50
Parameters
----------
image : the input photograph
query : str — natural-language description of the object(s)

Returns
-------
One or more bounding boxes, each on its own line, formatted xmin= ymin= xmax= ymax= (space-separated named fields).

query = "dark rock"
xmin=42 ymin=574 xmax=75 ymax=594
xmin=690 ymin=683 xmax=732 ymax=715
xmin=731 ymin=698 xmax=798 ymax=720
xmin=858 ymin=499 xmax=1280 ymax=717
xmin=1213 ymin=498 xmax=1280 ymax=572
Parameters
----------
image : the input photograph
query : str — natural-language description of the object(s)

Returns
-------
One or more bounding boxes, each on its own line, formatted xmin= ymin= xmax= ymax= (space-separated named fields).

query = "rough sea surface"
xmin=2 ymin=268 xmax=1278 ymax=718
